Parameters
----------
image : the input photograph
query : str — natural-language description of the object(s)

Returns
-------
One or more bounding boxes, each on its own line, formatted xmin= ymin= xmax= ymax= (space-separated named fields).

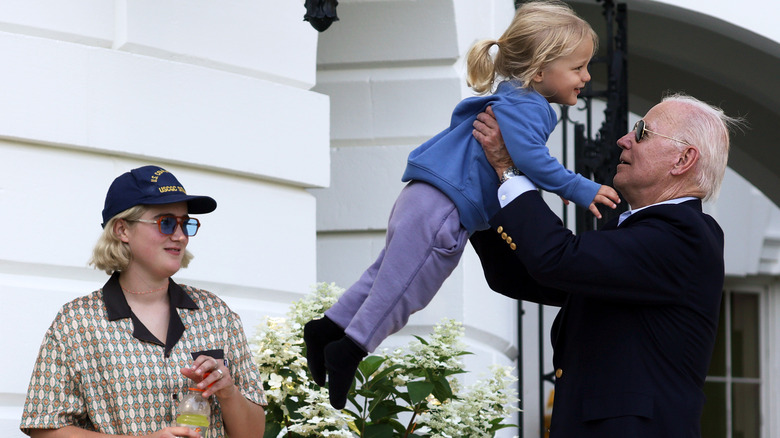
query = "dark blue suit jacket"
xmin=470 ymin=191 xmax=724 ymax=438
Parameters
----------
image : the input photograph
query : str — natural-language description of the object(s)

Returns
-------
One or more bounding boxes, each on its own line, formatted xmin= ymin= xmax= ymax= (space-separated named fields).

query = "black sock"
xmin=303 ymin=316 xmax=345 ymax=386
xmin=324 ymin=336 xmax=367 ymax=409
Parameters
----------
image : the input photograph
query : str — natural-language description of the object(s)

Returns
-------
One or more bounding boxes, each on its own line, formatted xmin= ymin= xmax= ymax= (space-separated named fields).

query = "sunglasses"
xmin=633 ymin=119 xmax=691 ymax=145
xmin=129 ymin=215 xmax=201 ymax=236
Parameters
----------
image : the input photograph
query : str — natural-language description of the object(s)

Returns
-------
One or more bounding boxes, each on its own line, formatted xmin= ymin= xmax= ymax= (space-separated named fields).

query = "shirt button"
xmin=555 ymin=368 xmax=563 ymax=378
xmin=501 ymin=194 xmax=507 ymax=201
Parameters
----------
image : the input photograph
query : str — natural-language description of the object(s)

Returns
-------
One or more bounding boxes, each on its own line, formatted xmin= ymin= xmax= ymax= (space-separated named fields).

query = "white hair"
xmin=662 ymin=93 xmax=743 ymax=201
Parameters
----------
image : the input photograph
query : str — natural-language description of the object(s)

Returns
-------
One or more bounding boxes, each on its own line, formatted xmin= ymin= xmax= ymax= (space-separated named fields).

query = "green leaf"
xmin=284 ymin=397 xmax=305 ymax=420
xmin=359 ymin=355 xmax=386 ymax=378
xmin=263 ymin=421 xmax=282 ymax=438
xmin=396 ymin=391 xmax=412 ymax=405
xmin=388 ymin=420 xmax=407 ymax=435
xmin=368 ymin=399 xmax=407 ymax=421
xmin=408 ymin=369 xmax=427 ymax=378
xmin=363 ymin=364 xmax=403 ymax=388
xmin=407 ymin=381 xmax=434 ymax=405
xmin=411 ymin=335 xmax=429 ymax=345
xmin=356 ymin=387 xmax=379 ymax=399
xmin=493 ymin=422 xmax=518 ymax=430
xmin=362 ymin=422 xmax=395 ymax=438
xmin=431 ymin=375 xmax=454 ymax=401
xmin=278 ymin=367 xmax=297 ymax=379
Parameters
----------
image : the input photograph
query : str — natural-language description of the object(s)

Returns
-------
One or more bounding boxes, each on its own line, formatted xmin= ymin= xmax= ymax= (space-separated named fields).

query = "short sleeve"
xmin=226 ymin=312 xmax=267 ymax=406
xmin=20 ymin=320 xmax=92 ymax=434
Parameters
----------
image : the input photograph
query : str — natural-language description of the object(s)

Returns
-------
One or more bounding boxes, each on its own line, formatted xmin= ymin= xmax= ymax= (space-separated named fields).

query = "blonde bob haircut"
xmin=467 ymin=0 xmax=598 ymax=94
xmin=90 ymin=205 xmax=194 ymax=274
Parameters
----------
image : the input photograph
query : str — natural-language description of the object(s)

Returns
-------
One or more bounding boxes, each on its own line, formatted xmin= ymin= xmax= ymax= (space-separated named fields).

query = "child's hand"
xmin=588 ymin=185 xmax=621 ymax=219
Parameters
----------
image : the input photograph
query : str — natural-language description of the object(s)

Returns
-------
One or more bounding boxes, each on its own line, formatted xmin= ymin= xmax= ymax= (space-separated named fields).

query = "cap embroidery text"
xmin=158 ymin=185 xmax=186 ymax=193
xmin=150 ymin=168 xmax=169 ymax=183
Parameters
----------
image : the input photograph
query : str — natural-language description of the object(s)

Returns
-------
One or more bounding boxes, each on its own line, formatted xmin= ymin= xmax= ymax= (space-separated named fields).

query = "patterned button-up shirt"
xmin=20 ymin=272 xmax=266 ymax=436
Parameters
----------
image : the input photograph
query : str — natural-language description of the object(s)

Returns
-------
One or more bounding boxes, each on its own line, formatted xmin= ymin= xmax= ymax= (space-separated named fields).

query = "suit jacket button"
xmin=510 ymin=243 xmax=517 ymax=250
xmin=506 ymin=236 xmax=512 ymax=244
xmin=501 ymin=232 xmax=508 ymax=240
xmin=555 ymin=368 xmax=563 ymax=378
xmin=496 ymin=226 xmax=504 ymax=233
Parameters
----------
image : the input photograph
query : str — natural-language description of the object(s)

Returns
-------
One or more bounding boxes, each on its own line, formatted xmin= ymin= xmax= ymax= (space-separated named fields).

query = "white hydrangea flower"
xmin=252 ymin=283 xmax=518 ymax=437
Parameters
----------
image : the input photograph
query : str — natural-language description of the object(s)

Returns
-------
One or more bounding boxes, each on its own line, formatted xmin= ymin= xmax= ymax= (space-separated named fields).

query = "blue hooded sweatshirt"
xmin=402 ymin=80 xmax=600 ymax=234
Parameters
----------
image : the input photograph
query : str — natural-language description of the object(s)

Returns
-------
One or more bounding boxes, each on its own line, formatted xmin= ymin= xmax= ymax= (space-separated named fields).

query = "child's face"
xmin=533 ymin=38 xmax=594 ymax=106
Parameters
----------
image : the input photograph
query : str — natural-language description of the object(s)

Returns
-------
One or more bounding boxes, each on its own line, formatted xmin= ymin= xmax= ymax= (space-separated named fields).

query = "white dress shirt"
xmin=497 ymin=175 xmax=698 ymax=226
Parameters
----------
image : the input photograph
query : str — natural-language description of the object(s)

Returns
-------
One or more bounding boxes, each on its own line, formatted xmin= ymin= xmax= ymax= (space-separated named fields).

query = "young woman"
xmin=21 ymin=165 xmax=266 ymax=438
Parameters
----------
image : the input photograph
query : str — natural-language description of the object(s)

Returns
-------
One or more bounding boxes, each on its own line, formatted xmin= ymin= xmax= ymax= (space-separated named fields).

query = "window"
xmin=702 ymin=289 xmax=762 ymax=438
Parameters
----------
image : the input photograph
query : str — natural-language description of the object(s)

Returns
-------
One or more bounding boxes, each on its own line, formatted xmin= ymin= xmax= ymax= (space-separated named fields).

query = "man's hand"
xmin=473 ymin=106 xmax=515 ymax=178
xmin=588 ymin=185 xmax=621 ymax=219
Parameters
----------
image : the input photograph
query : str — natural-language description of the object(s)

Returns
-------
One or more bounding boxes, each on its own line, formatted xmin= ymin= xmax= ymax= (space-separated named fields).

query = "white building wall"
xmin=651 ymin=0 xmax=780 ymax=45
xmin=0 ymin=1 xmax=328 ymax=436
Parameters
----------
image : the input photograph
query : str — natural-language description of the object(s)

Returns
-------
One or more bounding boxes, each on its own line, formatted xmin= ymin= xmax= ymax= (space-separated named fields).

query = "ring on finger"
xmin=215 ymin=368 xmax=224 ymax=380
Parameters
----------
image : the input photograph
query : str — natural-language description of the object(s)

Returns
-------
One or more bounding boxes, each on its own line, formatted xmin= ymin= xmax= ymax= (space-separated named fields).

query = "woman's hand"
xmin=473 ymin=105 xmax=515 ymax=178
xmin=148 ymin=427 xmax=202 ymax=438
xmin=181 ymin=355 xmax=266 ymax=438
xmin=181 ymin=355 xmax=238 ymax=399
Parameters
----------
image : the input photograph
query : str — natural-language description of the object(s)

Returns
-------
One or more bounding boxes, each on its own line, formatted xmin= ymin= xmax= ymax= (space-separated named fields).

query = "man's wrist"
xmin=498 ymin=175 xmax=536 ymax=207
xmin=499 ymin=166 xmax=524 ymax=184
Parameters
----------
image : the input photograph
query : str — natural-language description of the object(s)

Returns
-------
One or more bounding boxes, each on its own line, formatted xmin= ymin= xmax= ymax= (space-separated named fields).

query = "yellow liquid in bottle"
xmin=176 ymin=413 xmax=209 ymax=438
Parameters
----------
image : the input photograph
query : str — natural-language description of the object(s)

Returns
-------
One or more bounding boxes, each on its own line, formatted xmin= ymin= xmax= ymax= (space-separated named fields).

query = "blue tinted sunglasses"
xmin=130 ymin=215 xmax=201 ymax=236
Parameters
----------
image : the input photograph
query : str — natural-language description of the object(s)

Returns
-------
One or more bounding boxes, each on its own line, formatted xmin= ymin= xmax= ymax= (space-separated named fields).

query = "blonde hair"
xmin=467 ymin=0 xmax=598 ymax=94
xmin=90 ymin=205 xmax=194 ymax=274
xmin=661 ymin=93 xmax=744 ymax=202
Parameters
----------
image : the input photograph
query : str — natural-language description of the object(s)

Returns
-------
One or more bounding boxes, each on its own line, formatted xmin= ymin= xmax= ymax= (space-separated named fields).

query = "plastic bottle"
xmin=176 ymin=387 xmax=210 ymax=437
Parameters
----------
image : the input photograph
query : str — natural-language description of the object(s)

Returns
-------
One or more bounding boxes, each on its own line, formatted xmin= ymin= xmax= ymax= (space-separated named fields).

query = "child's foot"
xmin=303 ymin=316 xmax=345 ymax=386
xmin=324 ymin=336 xmax=367 ymax=409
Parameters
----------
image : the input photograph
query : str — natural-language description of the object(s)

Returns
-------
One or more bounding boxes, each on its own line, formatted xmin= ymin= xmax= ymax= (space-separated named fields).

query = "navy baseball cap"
xmin=101 ymin=165 xmax=217 ymax=227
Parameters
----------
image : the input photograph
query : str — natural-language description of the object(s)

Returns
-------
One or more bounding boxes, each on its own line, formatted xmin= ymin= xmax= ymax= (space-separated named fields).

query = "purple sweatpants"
xmin=325 ymin=181 xmax=469 ymax=352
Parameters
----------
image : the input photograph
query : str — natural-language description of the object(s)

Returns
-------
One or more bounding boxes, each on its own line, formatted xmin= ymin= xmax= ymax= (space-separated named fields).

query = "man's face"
xmin=613 ymin=102 xmax=687 ymax=206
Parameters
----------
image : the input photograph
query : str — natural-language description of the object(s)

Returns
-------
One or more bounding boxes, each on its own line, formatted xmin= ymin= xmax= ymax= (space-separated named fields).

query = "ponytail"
xmin=466 ymin=39 xmax=499 ymax=95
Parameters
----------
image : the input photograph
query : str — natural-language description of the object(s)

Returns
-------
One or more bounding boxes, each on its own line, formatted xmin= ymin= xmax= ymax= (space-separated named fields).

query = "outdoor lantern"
xmin=304 ymin=0 xmax=339 ymax=32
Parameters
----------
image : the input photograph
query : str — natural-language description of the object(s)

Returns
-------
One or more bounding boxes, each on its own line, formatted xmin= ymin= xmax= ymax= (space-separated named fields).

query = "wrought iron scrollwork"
xmin=574 ymin=0 xmax=630 ymax=232
xmin=527 ymin=2 xmax=630 ymax=437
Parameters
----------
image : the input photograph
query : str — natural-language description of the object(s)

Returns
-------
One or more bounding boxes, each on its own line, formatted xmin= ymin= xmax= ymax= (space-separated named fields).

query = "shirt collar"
xmin=617 ymin=196 xmax=699 ymax=226
xmin=102 ymin=271 xmax=199 ymax=357
xmin=103 ymin=271 xmax=198 ymax=320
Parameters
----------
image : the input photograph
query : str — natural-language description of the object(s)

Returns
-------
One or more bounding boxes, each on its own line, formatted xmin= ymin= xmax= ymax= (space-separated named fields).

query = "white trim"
xmin=763 ymin=282 xmax=780 ymax=438
xmin=721 ymin=280 xmax=769 ymax=438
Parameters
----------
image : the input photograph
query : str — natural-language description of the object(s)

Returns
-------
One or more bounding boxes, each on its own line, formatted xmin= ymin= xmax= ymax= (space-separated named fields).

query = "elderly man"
xmin=470 ymin=93 xmax=740 ymax=437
